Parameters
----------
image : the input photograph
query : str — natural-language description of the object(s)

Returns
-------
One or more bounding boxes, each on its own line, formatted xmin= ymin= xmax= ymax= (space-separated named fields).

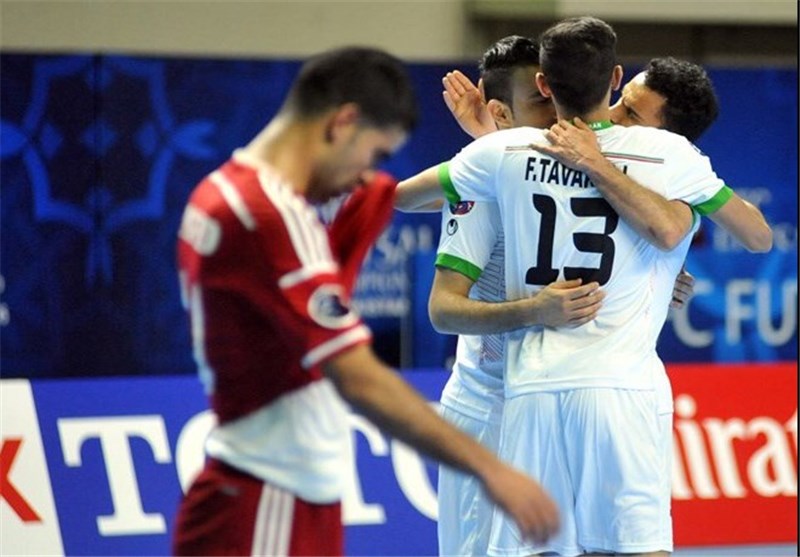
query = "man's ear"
xmin=487 ymin=99 xmax=513 ymax=129
xmin=535 ymin=72 xmax=552 ymax=99
xmin=325 ymin=103 xmax=360 ymax=142
xmin=611 ymin=65 xmax=624 ymax=91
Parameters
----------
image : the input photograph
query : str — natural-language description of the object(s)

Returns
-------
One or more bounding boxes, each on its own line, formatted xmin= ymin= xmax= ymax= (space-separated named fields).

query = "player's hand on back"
xmin=532 ymin=278 xmax=604 ymax=327
xmin=481 ymin=461 xmax=560 ymax=545
xmin=532 ymin=117 xmax=604 ymax=173
xmin=442 ymin=70 xmax=496 ymax=139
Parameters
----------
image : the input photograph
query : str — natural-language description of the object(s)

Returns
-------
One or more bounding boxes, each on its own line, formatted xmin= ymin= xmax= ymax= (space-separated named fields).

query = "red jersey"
xmin=177 ymin=150 xmax=371 ymax=502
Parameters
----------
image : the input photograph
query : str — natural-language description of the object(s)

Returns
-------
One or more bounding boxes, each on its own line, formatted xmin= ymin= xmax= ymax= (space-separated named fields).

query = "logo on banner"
xmin=3 ymin=365 xmax=796 ymax=555
xmin=0 ymin=380 xmax=64 ymax=556
xmin=1 ymin=438 xmax=42 ymax=522
xmin=668 ymin=363 xmax=798 ymax=545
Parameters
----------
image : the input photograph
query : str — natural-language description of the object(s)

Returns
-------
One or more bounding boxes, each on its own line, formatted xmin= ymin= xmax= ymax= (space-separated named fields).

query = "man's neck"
xmin=242 ymin=115 xmax=320 ymax=196
xmin=553 ymin=95 xmax=612 ymax=127
xmin=581 ymin=107 xmax=613 ymax=127
xmin=557 ymin=107 xmax=612 ymax=126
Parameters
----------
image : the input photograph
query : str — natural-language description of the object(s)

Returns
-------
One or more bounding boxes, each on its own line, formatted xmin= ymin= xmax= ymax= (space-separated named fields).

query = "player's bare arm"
xmin=531 ymin=121 xmax=699 ymax=307
xmin=442 ymin=70 xmax=497 ymax=139
xmin=532 ymin=117 xmax=693 ymax=251
xmin=536 ymin=117 xmax=773 ymax=254
xmin=394 ymin=72 xmax=494 ymax=213
xmin=428 ymin=268 xmax=604 ymax=335
xmin=706 ymin=194 xmax=772 ymax=252
xmin=322 ymin=344 xmax=560 ymax=544
xmin=394 ymin=165 xmax=445 ymax=212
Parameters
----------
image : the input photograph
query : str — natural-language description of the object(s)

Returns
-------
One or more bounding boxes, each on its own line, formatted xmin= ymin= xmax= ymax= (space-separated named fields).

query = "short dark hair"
xmin=478 ymin=35 xmax=540 ymax=105
xmin=539 ymin=16 xmax=617 ymax=116
xmin=644 ymin=57 xmax=719 ymax=141
xmin=284 ymin=46 xmax=418 ymax=131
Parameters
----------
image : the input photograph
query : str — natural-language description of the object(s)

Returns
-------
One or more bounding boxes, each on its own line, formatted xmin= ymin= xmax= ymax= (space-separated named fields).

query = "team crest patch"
xmin=448 ymin=201 xmax=474 ymax=215
xmin=308 ymin=284 xmax=359 ymax=329
xmin=179 ymin=205 xmax=221 ymax=255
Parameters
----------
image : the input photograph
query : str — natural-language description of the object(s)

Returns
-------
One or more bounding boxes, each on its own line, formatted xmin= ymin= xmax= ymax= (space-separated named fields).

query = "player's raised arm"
xmin=535 ymin=117 xmax=773 ymax=254
xmin=442 ymin=70 xmax=497 ymax=139
xmin=393 ymin=164 xmax=446 ymax=212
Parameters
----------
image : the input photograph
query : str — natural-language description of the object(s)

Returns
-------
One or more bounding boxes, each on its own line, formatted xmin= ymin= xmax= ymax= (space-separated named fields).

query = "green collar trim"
xmin=586 ymin=120 xmax=614 ymax=131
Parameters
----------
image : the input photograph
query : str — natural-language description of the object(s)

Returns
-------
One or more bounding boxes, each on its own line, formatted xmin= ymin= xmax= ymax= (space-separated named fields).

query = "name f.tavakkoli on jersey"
xmin=521 ymin=154 xmax=627 ymax=189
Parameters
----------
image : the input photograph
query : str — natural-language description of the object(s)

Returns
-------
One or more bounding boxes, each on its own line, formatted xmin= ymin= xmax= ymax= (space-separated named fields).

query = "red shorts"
xmin=172 ymin=459 xmax=343 ymax=556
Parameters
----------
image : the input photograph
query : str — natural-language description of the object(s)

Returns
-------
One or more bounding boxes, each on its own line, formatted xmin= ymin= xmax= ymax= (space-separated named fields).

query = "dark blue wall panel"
xmin=1 ymin=53 xmax=796 ymax=378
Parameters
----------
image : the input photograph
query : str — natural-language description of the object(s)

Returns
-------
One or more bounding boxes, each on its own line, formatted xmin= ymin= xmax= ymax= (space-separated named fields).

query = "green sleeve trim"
xmin=438 ymin=162 xmax=461 ymax=205
xmin=434 ymin=253 xmax=482 ymax=282
xmin=694 ymin=185 xmax=733 ymax=216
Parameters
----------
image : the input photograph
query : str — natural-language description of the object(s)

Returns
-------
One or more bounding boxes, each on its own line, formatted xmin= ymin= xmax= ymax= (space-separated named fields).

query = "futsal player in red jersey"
xmin=172 ymin=46 xmax=559 ymax=556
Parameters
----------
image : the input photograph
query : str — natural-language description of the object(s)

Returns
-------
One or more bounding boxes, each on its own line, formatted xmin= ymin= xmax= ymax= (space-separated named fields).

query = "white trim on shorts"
xmin=251 ymin=484 xmax=295 ymax=557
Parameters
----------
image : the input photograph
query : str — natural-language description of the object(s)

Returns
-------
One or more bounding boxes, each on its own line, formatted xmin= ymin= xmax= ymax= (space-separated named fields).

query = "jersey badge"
xmin=448 ymin=201 xmax=474 ymax=215
xmin=308 ymin=284 xmax=359 ymax=329
xmin=446 ymin=218 xmax=459 ymax=236
xmin=179 ymin=205 xmax=221 ymax=255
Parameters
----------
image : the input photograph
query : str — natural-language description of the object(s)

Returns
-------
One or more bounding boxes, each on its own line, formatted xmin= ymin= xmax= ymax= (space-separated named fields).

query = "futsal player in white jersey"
xmin=410 ymin=37 xmax=603 ymax=557
xmin=443 ymin=56 xmax=772 ymax=256
xmin=399 ymin=46 xmax=760 ymax=557
xmin=396 ymin=38 xmax=765 ymax=557
xmin=436 ymin=17 xmax=771 ymax=556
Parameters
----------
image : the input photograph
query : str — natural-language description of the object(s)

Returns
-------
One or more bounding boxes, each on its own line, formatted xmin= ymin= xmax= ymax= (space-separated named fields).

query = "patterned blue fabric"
xmin=1 ymin=54 xmax=796 ymax=377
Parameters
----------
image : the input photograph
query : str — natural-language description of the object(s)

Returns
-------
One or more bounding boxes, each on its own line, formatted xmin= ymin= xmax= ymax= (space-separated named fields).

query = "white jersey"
xmin=442 ymin=124 xmax=729 ymax=398
xmin=435 ymin=200 xmax=506 ymax=420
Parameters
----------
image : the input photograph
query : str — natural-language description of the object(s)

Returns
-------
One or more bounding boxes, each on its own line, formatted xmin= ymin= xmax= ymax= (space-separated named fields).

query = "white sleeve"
xmin=665 ymin=137 xmax=727 ymax=206
xmin=435 ymin=200 xmax=501 ymax=282
xmin=439 ymin=134 xmax=501 ymax=204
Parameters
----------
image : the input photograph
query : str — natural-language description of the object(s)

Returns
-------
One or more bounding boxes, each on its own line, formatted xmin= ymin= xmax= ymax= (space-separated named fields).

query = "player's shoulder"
xmin=467 ymin=126 xmax=547 ymax=150
xmin=605 ymin=125 xmax=701 ymax=161
xmin=492 ymin=126 xmax=547 ymax=143
xmin=613 ymin=125 xmax=692 ymax=148
xmin=205 ymin=154 xmax=313 ymax=235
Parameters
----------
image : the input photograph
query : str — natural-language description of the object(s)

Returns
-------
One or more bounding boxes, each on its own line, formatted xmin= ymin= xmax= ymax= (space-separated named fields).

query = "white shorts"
xmin=438 ymin=402 xmax=502 ymax=556
xmin=488 ymin=388 xmax=673 ymax=556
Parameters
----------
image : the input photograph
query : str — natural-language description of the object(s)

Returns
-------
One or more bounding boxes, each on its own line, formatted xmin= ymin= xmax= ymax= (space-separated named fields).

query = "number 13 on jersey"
xmin=525 ymin=194 xmax=619 ymax=287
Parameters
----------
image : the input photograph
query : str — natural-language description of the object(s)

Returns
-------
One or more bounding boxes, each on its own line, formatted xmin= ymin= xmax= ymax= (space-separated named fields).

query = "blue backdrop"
xmin=0 ymin=53 xmax=797 ymax=378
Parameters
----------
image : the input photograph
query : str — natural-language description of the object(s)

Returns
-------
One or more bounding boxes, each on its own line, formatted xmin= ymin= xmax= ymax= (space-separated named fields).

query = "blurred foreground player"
xmin=172 ymin=46 xmax=558 ymax=556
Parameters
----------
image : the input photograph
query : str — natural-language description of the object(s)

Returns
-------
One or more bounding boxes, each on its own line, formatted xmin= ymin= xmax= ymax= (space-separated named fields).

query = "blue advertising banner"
xmin=1 ymin=366 xmax=796 ymax=556
xmin=1 ymin=373 xmax=446 ymax=556
xmin=0 ymin=54 xmax=797 ymax=379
